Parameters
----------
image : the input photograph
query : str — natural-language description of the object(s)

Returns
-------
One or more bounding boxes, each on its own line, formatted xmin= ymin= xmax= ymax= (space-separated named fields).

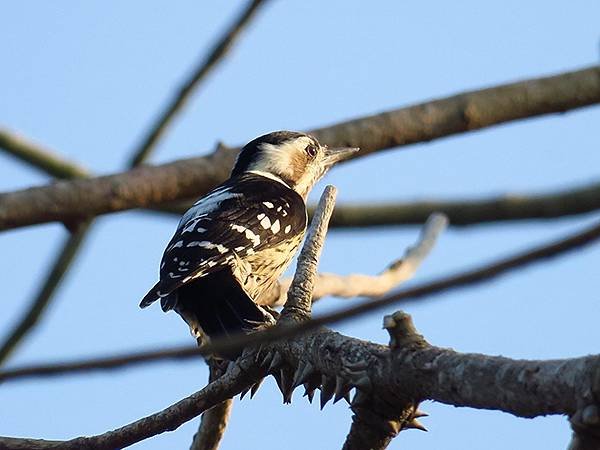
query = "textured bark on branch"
xmin=1 ymin=65 xmax=598 ymax=232
xmin=2 ymin=315 xmax=598 ymax=450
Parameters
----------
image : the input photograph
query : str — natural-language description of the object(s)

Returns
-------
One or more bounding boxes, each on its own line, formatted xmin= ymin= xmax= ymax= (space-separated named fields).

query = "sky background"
xmin=1 ymin=1 xmax=600 ymax=449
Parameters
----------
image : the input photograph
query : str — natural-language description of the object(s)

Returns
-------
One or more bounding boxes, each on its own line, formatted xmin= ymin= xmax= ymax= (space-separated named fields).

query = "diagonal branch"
xmin=0 ymin=130 xmax=96 ymax=366
xmin=0 ymin=128 xmax=90 ymax=179
xmin=280 ymin=185 xmax=337 ymax=322
xmin=263 ymin=212 xmax=447 ymax=307
xmin=128 ymin=0 xmax=271 ymax=167
xmin=1 ymin=65 xmax=598 ymax=232
xmin=0 ymin=221 xmax=91 ymax=364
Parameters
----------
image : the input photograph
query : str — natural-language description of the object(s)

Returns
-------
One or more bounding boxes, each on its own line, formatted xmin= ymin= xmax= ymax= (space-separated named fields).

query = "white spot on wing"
xmin=186 ymin=240 xmax=229 ymax=253
xmin=179 ymin=188 xmax=241 ymax=225
xmin=271 ymin=219 xmax=280 ymax=234
xmin=245 ymin=229 xmax=260 ymax=246
xmin=257 ymin=213 xmax=265 ymax=220
xmin=260 ymin=216 xmax=271 ymax=229
xmin=168 ymin=240 xmax=184 ymax=251
xmin=262 ymin=201 xmax=274 ymax=209
xmin=284 ymin=225 xmax=292 ymax=234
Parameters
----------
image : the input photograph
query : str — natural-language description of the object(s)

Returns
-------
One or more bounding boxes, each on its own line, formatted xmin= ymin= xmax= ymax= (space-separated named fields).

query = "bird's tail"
xmin=178 ymin=270 xmax=274 ymax=344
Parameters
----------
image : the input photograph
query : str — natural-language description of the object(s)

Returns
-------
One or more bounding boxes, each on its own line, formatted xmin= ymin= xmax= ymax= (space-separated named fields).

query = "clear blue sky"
xmin=1 ymin=2 xmax=599 ymax=449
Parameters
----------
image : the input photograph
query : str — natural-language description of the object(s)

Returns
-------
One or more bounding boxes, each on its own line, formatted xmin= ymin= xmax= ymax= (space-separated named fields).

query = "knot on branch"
xmin=569 ymin=404 xmax=600 ymax=449
xmin=383 ymin=311 xmax=427 ymax=350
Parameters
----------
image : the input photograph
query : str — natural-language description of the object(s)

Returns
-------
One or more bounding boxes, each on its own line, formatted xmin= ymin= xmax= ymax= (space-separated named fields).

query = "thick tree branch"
xmin=1 ymin=65 xmax=598 ymax=232
xmin=2 ymin=215 xmax=600 ymax=383
xmin=2 ymin=316 xmax=598 ymax=449
xmin=128 ymin=0 xmax=271 ymax=167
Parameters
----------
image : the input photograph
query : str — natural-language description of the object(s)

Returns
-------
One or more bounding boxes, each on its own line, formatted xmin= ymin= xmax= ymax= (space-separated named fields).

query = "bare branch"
xmin=280 ymin=185 xmax=337 ymax=322
xmin=0 ymin=222 xmax=91 ymax=364
xmin=0 ymin=359 xmax=264 ymax=450
xmin=128 ymin=0 xmax=271 ymax=167
xmin=0 ymin=128 xmax=90 ymax=179
xmin=190 ymin=360 xmax=233 ymax=450
xmin=263 ymin=212 xmax=447 ymax=307
xmin=0 ymin=345 xmax=203 ymax=383
xmin=153 ymin=179 xmax=600 ymax=228
xmin=311 ymin=65 xmax=600 ymax=158
xmin=1 ymin=65 xmax=598 ymax=232
xmin=0 ymin=1 xmax=271 ymax=367
xmin=3 ymin=215 xmax=600 ymax=383
xmin=2 ymin=315 xmax=599 ymax=449
xmin=325 ymin=180 xmax=600 ymax=228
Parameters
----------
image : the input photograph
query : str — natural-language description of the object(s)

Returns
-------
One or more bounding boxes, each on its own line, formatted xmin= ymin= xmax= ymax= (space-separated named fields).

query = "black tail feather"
xmin=177 ymin=269 xmax=269 ymax=341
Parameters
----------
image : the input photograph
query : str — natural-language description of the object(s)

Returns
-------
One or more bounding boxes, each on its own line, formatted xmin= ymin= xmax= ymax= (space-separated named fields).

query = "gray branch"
xmin=280 ymin=185 xmax=337 ymax=322
xmin=128 ymin=0 xmax=271 ymax=167
xmin=262 ymin=212 xmax=447 ymax=307
xmin=189 ymin=359 xmax=233 ymax=450
xmin=2 ymin=313 xmax=598 ymax=449
xmin=2 ymin=215 xmax=600 ymax=384
xmin=1 ymin=65 xmax=599 ymax=232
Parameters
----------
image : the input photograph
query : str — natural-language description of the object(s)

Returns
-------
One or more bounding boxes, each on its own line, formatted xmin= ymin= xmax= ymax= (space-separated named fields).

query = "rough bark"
xmin=2 ymin=319 xmax=598 ymax=450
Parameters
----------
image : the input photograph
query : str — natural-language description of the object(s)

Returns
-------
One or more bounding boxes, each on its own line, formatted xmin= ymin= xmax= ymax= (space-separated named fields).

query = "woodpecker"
xmin=140 ymin=131 xmax=357 ymax=353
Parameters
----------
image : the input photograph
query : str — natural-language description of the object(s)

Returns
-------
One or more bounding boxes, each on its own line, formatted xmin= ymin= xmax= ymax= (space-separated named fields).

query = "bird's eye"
xmin=305 ymin=144 xmax=318 ymax=158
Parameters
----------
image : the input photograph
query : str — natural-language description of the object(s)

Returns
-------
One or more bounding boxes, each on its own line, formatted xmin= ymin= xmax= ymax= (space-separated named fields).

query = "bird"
xmin=139 ymin=130 xmax=358 ymax=356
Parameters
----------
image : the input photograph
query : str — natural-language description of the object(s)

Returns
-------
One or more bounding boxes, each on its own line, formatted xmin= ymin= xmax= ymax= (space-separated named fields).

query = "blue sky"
xmin=1 ymin=2 xmax=599 ymax=449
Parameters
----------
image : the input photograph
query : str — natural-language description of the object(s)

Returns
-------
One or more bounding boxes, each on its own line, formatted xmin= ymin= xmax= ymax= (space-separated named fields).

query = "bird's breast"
xmin=235 ymin=234 xmax=304 ymax=301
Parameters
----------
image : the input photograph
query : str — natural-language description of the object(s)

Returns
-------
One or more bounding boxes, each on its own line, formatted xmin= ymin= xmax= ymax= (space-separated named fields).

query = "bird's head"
xmin=231 ymin=131 xmax=359 ymax=198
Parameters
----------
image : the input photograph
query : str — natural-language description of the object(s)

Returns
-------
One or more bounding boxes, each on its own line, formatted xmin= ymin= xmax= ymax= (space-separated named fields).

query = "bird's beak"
xmin=323 ymin=146 xmax=360 ymax=167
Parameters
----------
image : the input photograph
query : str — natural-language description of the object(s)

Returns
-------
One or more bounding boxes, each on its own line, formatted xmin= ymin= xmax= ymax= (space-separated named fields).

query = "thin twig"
xmin=0 ymin=128 xmax=90 ymax=179
xmin=280 ymin=185 xmax=338 ymax=322
xmin=263 ymin=212 xmax=448 ymax=306
xmin=2 ymin=65 xmax=599 ymax=232
xmin=128 ymin=0 xmax=271 ymax=167
xmin=0 ymin=222 xmax=91 ymax=364
xmin=3 ymin=216 xmax=600 ymax=382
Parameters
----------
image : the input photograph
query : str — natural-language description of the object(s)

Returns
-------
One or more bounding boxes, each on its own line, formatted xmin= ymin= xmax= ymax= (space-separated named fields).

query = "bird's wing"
xmin=139 ymin=174 xmax=307 ymax=309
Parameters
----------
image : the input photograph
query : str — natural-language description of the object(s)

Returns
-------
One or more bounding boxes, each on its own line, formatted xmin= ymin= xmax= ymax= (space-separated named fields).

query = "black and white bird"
xmin=140 ymin=131 xmax=357 ymax=351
